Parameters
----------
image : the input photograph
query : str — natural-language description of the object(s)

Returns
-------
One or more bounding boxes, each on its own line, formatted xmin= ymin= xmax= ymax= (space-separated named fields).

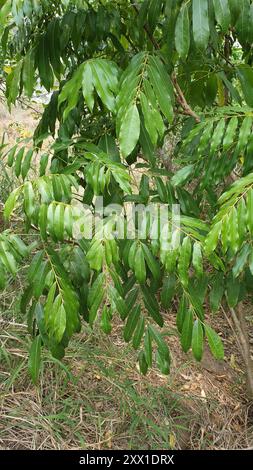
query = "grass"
xmin=0 ymin=312 xmax=196 ymax=450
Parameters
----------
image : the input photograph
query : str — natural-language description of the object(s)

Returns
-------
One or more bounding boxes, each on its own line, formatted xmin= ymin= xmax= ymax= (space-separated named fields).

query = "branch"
xmin=172 ymin=73 xmax=201 ymax=123
xmin=130 ymin=0 xmax=160 ymax=49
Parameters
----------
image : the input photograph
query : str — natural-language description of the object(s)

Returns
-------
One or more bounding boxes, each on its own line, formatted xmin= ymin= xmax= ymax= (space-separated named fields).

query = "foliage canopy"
xmin=1 ymin=0 xmax=253 ymax=382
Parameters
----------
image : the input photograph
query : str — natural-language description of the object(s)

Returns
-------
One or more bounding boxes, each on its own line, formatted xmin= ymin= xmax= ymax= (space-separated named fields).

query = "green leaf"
xmin=100 ymin=305 xmax=112 ymax=334
xmin=213 ymin=0 xmax=231 ymax=32
xmin=156 ymin=350 xmax=170 ymax=375
xmin=48 ymin=18 xmax=62 ymax=79
xmin=7 ymin=144 xmax=17 ymax=167
xmin=54 ymin=304 xmax=67 ymax=343
xmin=192 ymin=319 xmax=204 ymax=361
xmin=226 ymin=275 xmax=240 ymax=308
xmin=23 ymin=49 xmax=36 ymax=98
xmin=6 ymin=60 xmax=22 ymax=106
xmin=53 ymin=204 xmax=65 ymax=241
xmin=141 ymin=285 xmax=164 ymax=327
xmin=37 ymin=35 xmax=54 ymax=92
xmin=14 ymin=147 xmax=25 ymax=177
xmin=204 ymin=324 xmax=224 ymax=360
xmin=232 ymin=244 xmax=250 ymax=278
xmin=132 ymin=315 xmax=145 ymax=350
xmin=147 ymin=61 xmax=173 ymax=123
xmin=123 ymin=305 xmax=141 ymax=342
xmin=171 ymin=164 xmax=195 ymax=187
xmin=119 ymin=103 xmax=140 ymax=158
xmin=0 ymin=242 xmax=17 ymax=275
xmin=91 ymin=60 xmax=117 ymax=112
xmin=209 ymin=272 xmax=224 ymax=313
xmin=39 ymin=204 xmax=48 ymax=240
xmin=149 ymin=325 xmax=170 ymax=361
xmin=21 ymin=149 xmax=33 ymax=180
xmin=228 ymin=206 xmax=239 ymax=254
xmin=175 ymin=3 xmax=190 ymax=59
xmin=192 ymin=242 xmax=203 ymax=278
xmin=144 ymin=328 xmax=152 ymax=367
xmin=134 ymin=245 xmax=146 ymax=284
xmin=236 ymin=0 xmax=251 ymax=46
xmin=178 ymin=236 xmax=192 ymax=287
xmin=205 ymin=221 xmax=222 ymax=254
xmin=223 ymin=116 xmax=238 ymax=150
xmin=176 ymin=294 xmax=187 ymax=333
xmin=236 ymin=65 xmax=253 ymax=107
xmin=28 ymin=251 xmax=44 ymax=284
xmin=141 ymin=243 xmax=160 ymax=280
xmin=138 ymin=350 xmax=148 ymax=375
xmin=23 ymin=181 xmax=35 ymax=220
xmin=160 ymin=274 xmax=176 ymax=309
xmin=4 ymin=187 xmax=21 ymax=220
xmin=192 ymin=0 xmax=210 ymax=50
xmin=58 ymin=64 xmax=83 ymax=120
xmin=28 ymin=335 xmax=42 ymax=385
xmin=181 ymin=308 xmax=193 ymax=353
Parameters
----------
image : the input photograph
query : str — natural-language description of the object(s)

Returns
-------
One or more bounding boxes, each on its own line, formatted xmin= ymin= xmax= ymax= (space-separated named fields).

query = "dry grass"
xmin=0 ymin=284 xmax=253 ymax=450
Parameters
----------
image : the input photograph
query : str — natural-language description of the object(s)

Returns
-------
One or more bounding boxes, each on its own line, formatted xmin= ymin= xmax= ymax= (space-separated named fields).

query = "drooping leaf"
xmin=175 ymin=3 xmax=190 ymax=59
xmin=28 ymin=335 xmax=42 ymax=384
xmin=192 ymin=0 xmax=210 ymax=50
xmin=119 ymin=103 xmax=140 ymax=158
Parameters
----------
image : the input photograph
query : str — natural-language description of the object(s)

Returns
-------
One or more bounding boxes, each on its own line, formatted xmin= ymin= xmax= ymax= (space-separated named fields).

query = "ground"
xmin=0 ymin=101 xmax=253 ymax=450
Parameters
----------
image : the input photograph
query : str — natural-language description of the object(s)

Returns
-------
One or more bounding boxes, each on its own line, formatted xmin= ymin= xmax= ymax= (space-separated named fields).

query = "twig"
xmin=129 ymin=0 xmax=160 ymax=49
xmin=172 ymin=73 xmax=201 ymax=123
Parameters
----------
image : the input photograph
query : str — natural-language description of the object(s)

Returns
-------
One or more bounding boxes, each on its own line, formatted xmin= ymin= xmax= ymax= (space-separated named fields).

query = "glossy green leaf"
xmin=119 ymin=103 xmax=140 ymax=158
xmin=192 ymin=319 xmax=204 ymax=361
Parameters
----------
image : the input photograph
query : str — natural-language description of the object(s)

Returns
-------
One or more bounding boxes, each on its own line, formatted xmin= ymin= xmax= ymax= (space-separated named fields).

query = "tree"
xmin=0 ymin=0 xmax=253 ymax=393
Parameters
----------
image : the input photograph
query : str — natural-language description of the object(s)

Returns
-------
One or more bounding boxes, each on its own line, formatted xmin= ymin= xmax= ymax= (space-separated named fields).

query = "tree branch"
xmin=172 ymin=73 xmax=201 ymax=123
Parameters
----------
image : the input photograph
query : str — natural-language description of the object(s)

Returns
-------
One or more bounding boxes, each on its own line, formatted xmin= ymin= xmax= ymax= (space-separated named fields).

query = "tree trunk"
xmin=230 ymin=304 xmax=253 ymax=400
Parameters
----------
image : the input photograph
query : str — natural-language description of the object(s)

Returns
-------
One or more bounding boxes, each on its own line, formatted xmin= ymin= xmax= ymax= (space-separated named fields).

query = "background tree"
xmin=0 ymin=0 xmax=253 ymax=395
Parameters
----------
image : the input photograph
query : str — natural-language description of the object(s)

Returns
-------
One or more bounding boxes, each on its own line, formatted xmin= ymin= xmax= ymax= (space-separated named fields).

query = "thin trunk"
xmin=230 ymin=304 xmax=253 ymax=399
